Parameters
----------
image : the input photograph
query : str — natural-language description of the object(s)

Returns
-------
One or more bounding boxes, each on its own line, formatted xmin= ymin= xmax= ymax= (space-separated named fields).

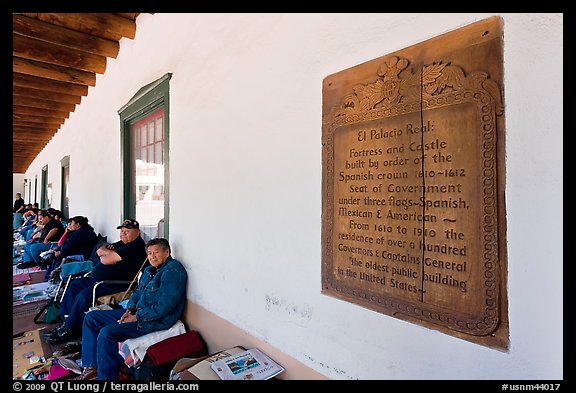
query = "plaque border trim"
xmin=322 ymin=58 xmax=502 ymax=336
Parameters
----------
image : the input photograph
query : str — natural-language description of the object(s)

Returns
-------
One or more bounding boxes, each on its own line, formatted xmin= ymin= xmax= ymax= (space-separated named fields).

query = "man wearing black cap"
xmin=45 ymin=219 xmax=147 ymax=345
xmin=92 ymin=219 xmax=146 ymax=283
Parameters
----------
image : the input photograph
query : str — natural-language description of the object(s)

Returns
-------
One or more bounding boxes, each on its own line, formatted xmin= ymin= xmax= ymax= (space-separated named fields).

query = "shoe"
xmin=71 ymin=366 xmax=97 ymax=380
xmin=60 ymin=341 xmax=82 ymax=356
xmin=40 ymin=258 xmax=52 ymax=270
xmin=41 ymin=323 xmax=65 ymax=339
xmin=40 ymin=326 xmax=59 ymax=339
xmin=16 ymin=261 xmax=36 ymax=269
xmin=44 ymin=326 xmax=79 ymax=345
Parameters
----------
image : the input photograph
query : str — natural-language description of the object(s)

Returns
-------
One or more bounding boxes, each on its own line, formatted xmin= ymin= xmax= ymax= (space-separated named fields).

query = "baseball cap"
xmin=117 ymin=218 xmax=139 ymax=229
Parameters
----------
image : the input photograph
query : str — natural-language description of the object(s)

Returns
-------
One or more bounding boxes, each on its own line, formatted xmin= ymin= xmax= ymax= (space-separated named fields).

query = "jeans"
xmin=82 ymin=308 xmax=146 ymax=380
xmin=22 ymin=241 xmax=52 ymax=264
xmin=60 ymin=277 xmax=130 ymax=332
xmin=23 ymin=227 xmax=36 ymax=241
xmin=13 ymin=212 xmax=24 ymax=230
xmin=19 ymin=222 xmax=34 ymax=238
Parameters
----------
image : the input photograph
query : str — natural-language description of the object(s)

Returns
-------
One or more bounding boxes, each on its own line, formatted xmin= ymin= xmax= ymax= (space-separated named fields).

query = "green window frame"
xmin=118 ymin=73 xmax=171 ymax=240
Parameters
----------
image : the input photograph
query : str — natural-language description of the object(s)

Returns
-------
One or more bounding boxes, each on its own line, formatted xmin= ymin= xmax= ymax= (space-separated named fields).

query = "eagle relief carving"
xmin=336 ymin=56 xmax=503 ymax=118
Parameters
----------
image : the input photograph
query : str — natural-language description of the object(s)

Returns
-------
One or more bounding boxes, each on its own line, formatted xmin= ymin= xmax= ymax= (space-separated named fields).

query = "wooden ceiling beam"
xmin=13 ymin=156 xmax=41 ymax=162
xmin=13 ymin=140 xmax=49 ymax=145
xmin=14 ymin=34 xmax=107 ymax=74
xmin=14 ymin=134 xmax=60 ymax=144
xmin=12 ymin=150 xmax=38 ymax=156
xmin=14 ymin=85 xmax=81 ymax=105
xmin=14 ymin=146 xmax=51 ymax=153
xmin=13 ymin=134 xmax=57 ymax=144
xmin=13 ymin=113 xmax=65 ymax=126
xmin=13 ymin=121 xmax=57 ymax=130
xmin=13 ymin=15 xmax=120 ymax=58
xmin=14 ymin=165 xmax=35 ymax=173
xmin=14 ymin=159 xmax=44 ymax=170
xmin=14 ymin=95 xmax=77 ymax=112
xmin=13 ymin=105 xmax=69 ymax=119
xmin=14 ymin=131 xmax=55 ymax=137
xmin=14 ymin=167 xmax=36 ymax=174
xmin=13 ymin=119 xmax=61 ymax=129
xmin=14 ymin=124 xmax=56 ymax=131
xmin=13 ymin=155 xmax=42 ymax=161
xmin=12 ymin=128 xmax=56 ymax=137
xmin=14 ymin=144 xmax=53 ymax=150
xmin=13 ymin=151 xmax=42 ymax=155
xmin=13 ymin=150 xmax=52 ymax=161
xmin=13 ymin=72 xmax=89 ymax=97
xmin=12 ymin=160 xmax=34 ymax=167
xmin=14 ymin=139 xmax=53 ymax=145
xmin=117 ymin=13 xmax=139 ymax=20
xmin=13 ymin=13 xmax=144 ymax=174
xmin=13 ymin=141 xmax=52 ymax=147
xmin=14 ymin=128 xmax=57 ymax=136
xmin=14 ymin=56 xmax=96 ymax=86
xmin=13 ymin=156 xmax=43 ymax=164
xmin=14 ymin=135 xmax=56 ymax=142
xmin=23 ymin=13 xmax=136 ymax=41
xmin=14 ymin=151 xmax=51 ymax=162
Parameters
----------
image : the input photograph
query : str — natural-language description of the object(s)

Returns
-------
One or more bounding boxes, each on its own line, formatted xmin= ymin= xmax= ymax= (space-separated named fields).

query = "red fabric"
xmin=45 ymin=363 xmax=70 ymax=380
xmin=13 ymin=273 xmax=31 ymax=284
xmin=145 ymin=330 xmax=206 ymax=366
xmin=118 ymin=369 xmax=132 ymax=380
xmin=57 ymin=230 xmax=68 ymax=247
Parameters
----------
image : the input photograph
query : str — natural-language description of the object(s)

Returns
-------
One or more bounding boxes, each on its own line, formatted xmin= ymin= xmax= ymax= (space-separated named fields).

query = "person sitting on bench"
xmin=44 ymin=219 xmax=146 ymax=345
xmin=18 ymin=210 xmax=65 ymax=269
xmin=73 ymin=238 xmax=187 ymax=380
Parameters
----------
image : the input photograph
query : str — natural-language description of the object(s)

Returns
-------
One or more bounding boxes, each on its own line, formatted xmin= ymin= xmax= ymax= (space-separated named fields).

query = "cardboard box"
xmin=13 ymin=329 xmax=45 ymax=379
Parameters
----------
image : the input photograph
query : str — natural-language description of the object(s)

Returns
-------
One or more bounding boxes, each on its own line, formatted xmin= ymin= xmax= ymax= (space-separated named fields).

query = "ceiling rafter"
xmin=13 ymin=13 xmax=141 ymax=174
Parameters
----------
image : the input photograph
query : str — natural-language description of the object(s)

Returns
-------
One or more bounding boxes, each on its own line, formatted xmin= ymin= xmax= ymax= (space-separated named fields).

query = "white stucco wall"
xmin=20 ymin=13 xmax=563 ymax=380
xmin=12 ymin=174 xmax=25 ymax=199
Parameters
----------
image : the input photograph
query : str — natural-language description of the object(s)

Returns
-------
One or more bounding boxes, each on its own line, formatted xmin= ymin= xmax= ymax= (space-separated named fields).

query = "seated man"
xmin=44 ymin=216 xmax=99 ymax=278
xmin=44 ymin=219 xmax=147 ymax=344
xmin=18 ymin=206 xmax=40 ymax=240
xmin=18 ymin=210 xmax=65 ymax=269
xmin=17 ymin=204 xmax=37 ymax=231
xmin=74 ymin=238 xmax=187 ymax=380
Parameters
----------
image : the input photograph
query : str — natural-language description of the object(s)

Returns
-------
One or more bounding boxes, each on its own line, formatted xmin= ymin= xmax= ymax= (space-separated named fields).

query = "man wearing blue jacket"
xmin=74 ymin=238 xmax=187 ymax=380
xmin=44 ymin=219 xmax=146 ymax=344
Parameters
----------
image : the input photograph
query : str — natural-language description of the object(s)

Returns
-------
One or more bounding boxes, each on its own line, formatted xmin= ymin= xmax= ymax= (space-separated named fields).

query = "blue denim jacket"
xmin=127 ymin=256 xmax=187 ymax=333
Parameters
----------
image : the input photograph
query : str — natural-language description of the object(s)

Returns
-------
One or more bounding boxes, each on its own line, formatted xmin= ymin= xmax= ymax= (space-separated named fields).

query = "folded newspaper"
xmin=210 ymin=348 xmax=284 ymax=380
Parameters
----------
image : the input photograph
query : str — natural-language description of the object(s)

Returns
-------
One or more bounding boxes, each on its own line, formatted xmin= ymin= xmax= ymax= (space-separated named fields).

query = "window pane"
xmin=148 ymin=122 xmax=154 ymax=145
xmin=155 ymin=118 xmax=163 ymax=141
xmin=155 ymin=142 xmax=163 ymax=164
xmin=134 ymin=126 xmax=139 ymax=148
xmin=148 ymin=145 xmax=154 ymax=163
xmin=129 ymin=107 xmax=165 ymax=242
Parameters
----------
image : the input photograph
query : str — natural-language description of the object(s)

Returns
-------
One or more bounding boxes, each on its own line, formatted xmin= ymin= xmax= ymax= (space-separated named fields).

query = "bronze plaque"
xmin=322 ymin=17 xmax=508 ymax=348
